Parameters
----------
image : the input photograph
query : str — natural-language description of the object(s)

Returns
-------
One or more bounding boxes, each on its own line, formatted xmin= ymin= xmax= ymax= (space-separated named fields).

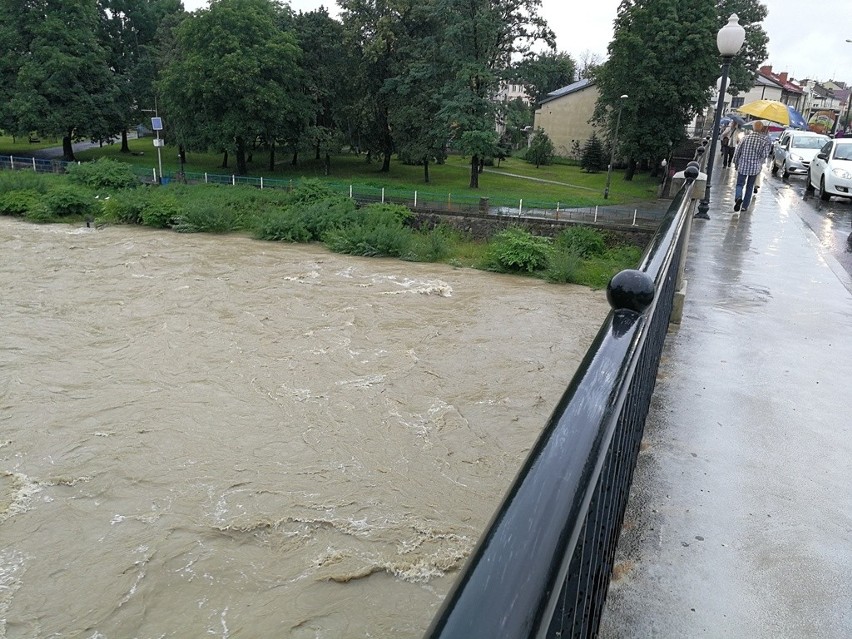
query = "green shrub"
xmin=295 ymin=197 xmax=359 ymax=240
xmin=66 ymin=158 xmax=138 ymax=190
xmin=140 ymin=191 xmax=183 ymax=228
xmin=545 ymin=249 xmax=583 ymax=283
xmin=0 ymin=170 xmax=53 ymax=194
xmin=578 ymin=245 xmax=644 ymax=289
xmin=324 ymin=221 xmax=413 ymax=257
xmin=359 ymin=202 xmax=412 ymax=227
xmin=254 ymin=209 xmax=312 ymax=242
xmin=101 ymin=188 xmax=151 ymax=224
xmin=172 ymin=199 xmax=247 ymax=233
xmin=483 ymin=227 xmax=551 ymax=273
xmin=38 ymin=185 xmax=99 ymax=218
xmin=0 ymin=190 xmax=40 ymax=216
xmin=554 ymin=226 xmax=607 ymax=258
xmin=402 ymin=225 xmax=455 ymax=262
xmin=285 ymin=178 xmax=341 ymax=205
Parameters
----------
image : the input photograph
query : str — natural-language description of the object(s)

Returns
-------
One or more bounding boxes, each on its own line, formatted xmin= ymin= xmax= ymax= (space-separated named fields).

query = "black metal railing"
xmin=425 ymin=166 xmax=701 ymax=639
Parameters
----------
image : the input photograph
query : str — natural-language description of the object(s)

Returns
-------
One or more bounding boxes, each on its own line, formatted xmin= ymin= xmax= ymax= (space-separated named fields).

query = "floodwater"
xmin=0 ymin=217 xmax=609 ymax=638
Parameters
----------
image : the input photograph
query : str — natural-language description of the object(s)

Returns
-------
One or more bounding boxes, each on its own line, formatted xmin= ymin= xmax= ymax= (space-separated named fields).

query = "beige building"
xmin=532 ymin=79 xmax=599 ymax=159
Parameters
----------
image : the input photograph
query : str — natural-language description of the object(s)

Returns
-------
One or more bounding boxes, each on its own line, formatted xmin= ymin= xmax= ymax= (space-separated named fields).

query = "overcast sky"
xmin=183 ymin=0 xmax=852 ymax=85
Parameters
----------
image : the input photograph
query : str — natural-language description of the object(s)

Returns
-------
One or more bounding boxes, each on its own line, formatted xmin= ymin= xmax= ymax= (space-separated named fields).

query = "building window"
xmin=731 ymin=97 xmax=744 ymax=108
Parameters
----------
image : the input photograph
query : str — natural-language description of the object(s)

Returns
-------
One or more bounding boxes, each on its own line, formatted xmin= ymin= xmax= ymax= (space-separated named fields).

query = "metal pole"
xmin=155 ymin=129 xmax=163 ymax=184
xmin=604 ymin=95 xmax=627 ymax=199
xmin=696 ymin=56 xmax=733 ymax=219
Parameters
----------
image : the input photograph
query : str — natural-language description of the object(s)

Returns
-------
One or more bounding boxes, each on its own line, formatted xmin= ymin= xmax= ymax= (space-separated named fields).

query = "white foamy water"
xmin=0 ymin=217 xmax=608 ymax=637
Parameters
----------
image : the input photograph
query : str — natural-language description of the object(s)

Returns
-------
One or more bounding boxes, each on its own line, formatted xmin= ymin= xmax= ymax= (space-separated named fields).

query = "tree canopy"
xmin=593 ymin=0 xmax=721 ymax=179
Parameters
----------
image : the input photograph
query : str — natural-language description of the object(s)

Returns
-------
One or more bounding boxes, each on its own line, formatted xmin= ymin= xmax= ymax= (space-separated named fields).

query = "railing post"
xmin=518 ymin=199 xmax=523 ymax=218
xmin=32 ymin=157 xmax=37 ymax=171
xmin=670 ymin=163 xmax=702 ymax=325
xmin=414 ymin=191 xmax=417 ymax=208
xmin=153 ymin=168 xmax=157 ymax=182
xmin=204 ymin=172 xmax=208 ymax=183
xmin=10 ymin=156 xmax=14 ymax=170
xmin=381 ymin=187 xmax=385 ymax=203
xmin=260 ymin=177 xmax=263 ymax=189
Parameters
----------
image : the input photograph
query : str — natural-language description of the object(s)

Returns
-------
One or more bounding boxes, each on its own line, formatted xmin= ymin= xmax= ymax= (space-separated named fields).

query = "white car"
xmin=771 ymin=130 xmax=829 ymax=179
xmin=807 ymin=139 xmax=852 ymax=201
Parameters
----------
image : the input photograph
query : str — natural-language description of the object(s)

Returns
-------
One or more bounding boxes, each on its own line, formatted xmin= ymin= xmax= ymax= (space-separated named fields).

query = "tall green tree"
xmin=158 ymin=0 xmax=307 ymax=175
xmin=514 ymin=51 xmax=577 ymax=105
xmin=98 ymin=0 xmax=184 ymax=152
xmin=593 ymin=0 xmax=719 ymax=180
xmin=431 ymin=0 xmax=554 ymax=188
xmin=290 ymin=8 xmax=353 ymax=171
xmin=716 ymin=0 xmax=768 ymax=93
xmin=339 ymin=0 xmax=424 ymax=173
xmin=5 ymin=0 xmax=122 ymax=160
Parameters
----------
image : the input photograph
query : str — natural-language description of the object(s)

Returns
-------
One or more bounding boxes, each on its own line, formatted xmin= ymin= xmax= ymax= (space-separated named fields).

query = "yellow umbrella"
xmin=735 ymin=99 xmax=797 ymax=127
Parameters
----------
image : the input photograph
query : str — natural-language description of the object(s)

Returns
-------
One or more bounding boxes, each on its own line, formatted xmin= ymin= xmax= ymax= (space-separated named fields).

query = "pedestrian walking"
xmin=720 ymin=122 xmax=737 ymax=168
xmin=732 ymin=121 xmax=772 ymax=212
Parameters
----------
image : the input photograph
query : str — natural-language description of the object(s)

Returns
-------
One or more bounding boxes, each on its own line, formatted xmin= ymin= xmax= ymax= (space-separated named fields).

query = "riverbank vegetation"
xmin=0 ymin=159 xmax=642 ymax=289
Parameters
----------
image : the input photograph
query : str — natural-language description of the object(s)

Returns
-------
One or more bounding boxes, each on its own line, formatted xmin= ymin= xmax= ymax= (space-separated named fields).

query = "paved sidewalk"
xmin=599 ymin=167 xmax=852 ymax=637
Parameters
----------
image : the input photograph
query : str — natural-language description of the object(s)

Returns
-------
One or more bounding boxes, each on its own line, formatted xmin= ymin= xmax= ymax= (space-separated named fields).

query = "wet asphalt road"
xmin=762 ymin=168 xmax=852 ymax=280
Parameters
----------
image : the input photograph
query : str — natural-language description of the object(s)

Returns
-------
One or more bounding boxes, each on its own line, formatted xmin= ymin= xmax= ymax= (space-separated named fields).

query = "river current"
xmin=0 ymin=217 xmax=608 ymax=638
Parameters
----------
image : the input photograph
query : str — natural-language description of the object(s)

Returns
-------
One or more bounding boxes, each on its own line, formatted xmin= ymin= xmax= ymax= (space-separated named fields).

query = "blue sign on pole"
xmin=151 ymin=117 xmax=163 ymax=131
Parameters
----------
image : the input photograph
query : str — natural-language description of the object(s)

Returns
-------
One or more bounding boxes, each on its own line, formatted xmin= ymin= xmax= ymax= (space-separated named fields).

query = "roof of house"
xmin=757 ymin=66 xmax=804 ymax=94
xmin=539 ymin=78 xmax=596 ymax=105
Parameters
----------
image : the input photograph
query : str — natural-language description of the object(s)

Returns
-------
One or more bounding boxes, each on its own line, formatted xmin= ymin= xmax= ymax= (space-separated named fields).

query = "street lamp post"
xmin=695 ymin=14 xmax=746 ymax=219
xmin=604 ymin=94 xmax=628 ymax=199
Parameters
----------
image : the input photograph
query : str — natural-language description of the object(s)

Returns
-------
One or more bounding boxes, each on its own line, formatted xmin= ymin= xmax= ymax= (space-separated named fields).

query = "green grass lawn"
xmin=1 ymin=134 xmax=660 ymax=207
xmin=0 ymin=134 xmax=63 ymax=153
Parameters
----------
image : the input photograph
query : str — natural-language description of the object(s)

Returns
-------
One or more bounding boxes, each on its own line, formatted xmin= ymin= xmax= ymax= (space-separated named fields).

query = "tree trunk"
xmin=423 ymin=158 xmax=430 ymax=184
xmin=478 ymin=157 xmax=484 ymax=174
xmin=469 ymin=154 xmax=480 ymax=189
xmin=624 ymin=158 xmax=637 ymax=181
xmin=221 ymin=150 xmax=229 ymax=169
xmin=291 ymin=150 xmax=298 ymax=167
xmin=315 ymin=141 xmax=321 ymax=160
xmin=120 ymin=130 xmax=130 ymax=153
xmin=268 ymin=142 xmax=275 ymax=171
xmin=324 ymin=153 xmax=330 ymax=176
xmin=381 ymin=151 xmax=391 ymax=173
xmin=62 ymin=131 xmax=75 ymax=162
xmin=236 ymin=137 xmax=248 ymax=175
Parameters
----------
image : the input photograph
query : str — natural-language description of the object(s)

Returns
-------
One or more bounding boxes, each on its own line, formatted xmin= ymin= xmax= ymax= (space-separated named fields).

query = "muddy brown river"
xmin=0 ymin=217 xmax=609 ymax=638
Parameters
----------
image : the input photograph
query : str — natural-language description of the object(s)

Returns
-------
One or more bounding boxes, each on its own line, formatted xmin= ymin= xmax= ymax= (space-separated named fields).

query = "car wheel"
xmin=805 ymin=168 xmax=815 ymax=193
xmin=819 ymin=177 xmax=831 ymax=202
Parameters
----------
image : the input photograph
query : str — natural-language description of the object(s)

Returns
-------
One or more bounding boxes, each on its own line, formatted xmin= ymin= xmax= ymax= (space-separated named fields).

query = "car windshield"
xmin=792 ymin=136 xmax=828 ymax=149
xmin=833 ymin=144 xmax=852 ymax=161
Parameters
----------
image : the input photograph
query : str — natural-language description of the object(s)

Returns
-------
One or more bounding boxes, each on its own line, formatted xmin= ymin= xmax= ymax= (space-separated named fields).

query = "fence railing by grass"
xmin=1 ymin=154 xmax=663 ymax=230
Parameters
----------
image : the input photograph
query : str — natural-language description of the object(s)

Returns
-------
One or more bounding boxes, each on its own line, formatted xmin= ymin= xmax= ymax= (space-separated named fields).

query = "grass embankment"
xmin=0 ymin=159 xmax=644 ymax=289
xmin=63 ymin=137 xmax=659 ymax=208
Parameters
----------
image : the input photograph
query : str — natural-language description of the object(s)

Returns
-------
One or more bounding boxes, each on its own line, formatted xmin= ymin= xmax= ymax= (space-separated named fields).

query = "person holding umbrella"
xmin=732 ymin=120 xmax=772 ymax=212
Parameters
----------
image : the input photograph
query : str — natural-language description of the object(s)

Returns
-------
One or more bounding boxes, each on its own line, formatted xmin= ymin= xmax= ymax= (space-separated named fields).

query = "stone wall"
xmin=411 ymin=208 xmax=654 ymax=249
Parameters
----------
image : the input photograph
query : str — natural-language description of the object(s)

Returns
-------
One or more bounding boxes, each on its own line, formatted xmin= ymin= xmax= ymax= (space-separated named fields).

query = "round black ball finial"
xmin=683 ymin=164 xmax=700 ymax=180
xmin=606 ymin=269 xmax=655 ymax=313
xmin=686 ymin=160 xmax=700 ymax=170
xmin=695 ymin=146 xmax=705 ymax=156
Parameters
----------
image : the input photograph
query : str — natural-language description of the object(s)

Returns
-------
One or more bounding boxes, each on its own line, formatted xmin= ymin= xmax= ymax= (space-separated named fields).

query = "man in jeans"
xmin=731 ymin=120 xmax=772 ymax=212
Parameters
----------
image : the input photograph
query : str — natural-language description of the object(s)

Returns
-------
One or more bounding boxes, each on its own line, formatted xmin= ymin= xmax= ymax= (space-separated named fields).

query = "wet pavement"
xmin=599 ymin=165 xmax=852 ymax=637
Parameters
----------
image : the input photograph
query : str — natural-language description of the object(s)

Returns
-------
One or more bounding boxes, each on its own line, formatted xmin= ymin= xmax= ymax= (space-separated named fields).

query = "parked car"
xmin=806 ymin=139 xmax=852 ymax=201
xmin=771 ymin=130 xmax=830 ymax=179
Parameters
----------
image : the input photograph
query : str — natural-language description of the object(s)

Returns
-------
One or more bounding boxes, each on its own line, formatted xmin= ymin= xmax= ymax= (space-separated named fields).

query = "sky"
xmin=182 ymin=0 xmax=852 ymax=85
